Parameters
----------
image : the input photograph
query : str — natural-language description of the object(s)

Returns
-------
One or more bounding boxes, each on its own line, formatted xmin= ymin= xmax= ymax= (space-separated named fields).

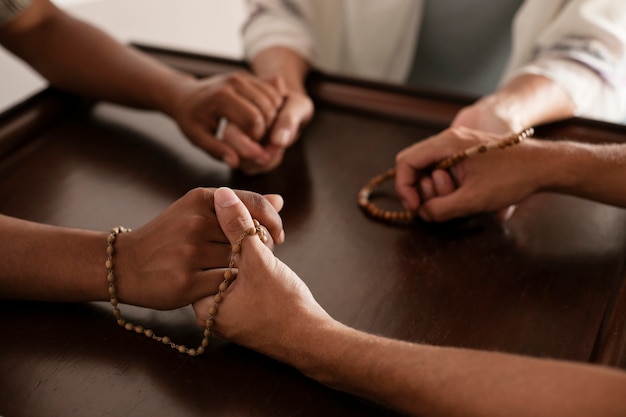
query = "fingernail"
xmin=273 ymin=128 xmax=291 ymax=146
xmin=215 ymin=187 xmax=238 ymax=208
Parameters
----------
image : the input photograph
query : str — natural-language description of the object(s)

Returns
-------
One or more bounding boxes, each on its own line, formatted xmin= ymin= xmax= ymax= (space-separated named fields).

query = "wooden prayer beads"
xmin=106 ymin=220 xmax=267 ymax=356
xmin=358 ymin=128 xmax=534 ymax=225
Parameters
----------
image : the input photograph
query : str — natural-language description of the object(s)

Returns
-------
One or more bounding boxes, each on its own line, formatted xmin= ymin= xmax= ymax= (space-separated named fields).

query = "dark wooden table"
xmin=1 ymin=45 xmax=626 ymax=416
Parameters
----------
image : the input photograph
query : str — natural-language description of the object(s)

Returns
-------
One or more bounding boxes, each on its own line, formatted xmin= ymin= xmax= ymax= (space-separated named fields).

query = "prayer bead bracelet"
xmin=106 ymin=221 xmax=267 ymax=356
xmin=358 ymin=168 xmax=415 ymax=225
xmin=435 ymin=127 xmax=534 ymax=169
xmin=358 ymin=128 xmax=534 ymax=225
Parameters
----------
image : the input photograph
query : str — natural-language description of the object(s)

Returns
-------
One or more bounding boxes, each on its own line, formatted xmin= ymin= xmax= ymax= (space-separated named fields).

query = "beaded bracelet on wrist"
xmin=106 ymin=221 xmax=267 ymax=357
xmin=358 ymin=128 xmax=534 ymax=225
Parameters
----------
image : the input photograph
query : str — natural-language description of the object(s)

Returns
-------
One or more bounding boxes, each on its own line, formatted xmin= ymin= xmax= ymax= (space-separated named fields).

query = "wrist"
xmin=151 ymin=71 xmax=198 ymax=119
xmin=473 ymin=94 xmax=528 ymax=133
xmin=539 ymin=140 xmax=593 ymax=195
xmin=251 ymin=313 xmax=344 ymax=374
xmin=272 ymin=318 xmax=359 ymax=382
xmin=251 ymin=47 xmax=310 ymax=95
xmin=492 ymin=74 xmax=576 ymax=129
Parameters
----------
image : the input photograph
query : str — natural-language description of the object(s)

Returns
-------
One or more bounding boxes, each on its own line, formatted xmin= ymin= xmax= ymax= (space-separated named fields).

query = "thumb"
xmin=269 ymin=111 xmax=296 ymax=147
xmin=269 ymin=96 xmax=311 ymax=147
xmin=214 ymin=187 xmax=258 ymax=246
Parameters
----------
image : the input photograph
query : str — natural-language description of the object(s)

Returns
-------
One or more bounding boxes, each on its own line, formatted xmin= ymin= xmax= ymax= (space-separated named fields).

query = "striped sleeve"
xmin=0 ymin=0 xmax=33 ymax=28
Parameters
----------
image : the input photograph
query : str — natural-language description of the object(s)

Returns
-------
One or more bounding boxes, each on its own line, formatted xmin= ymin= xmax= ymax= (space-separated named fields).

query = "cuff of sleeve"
xmin=505 ymin=58 xmax=626 ymax=123
xmin=243 ymin=15 xmax=314 ymax=64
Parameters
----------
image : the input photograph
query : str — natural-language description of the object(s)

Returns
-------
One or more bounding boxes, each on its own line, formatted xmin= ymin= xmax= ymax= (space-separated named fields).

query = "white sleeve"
xmin=504 ymin=0 xmax=626 ymax=122
xmin=242 ymin=0 xmax=315 ymax=63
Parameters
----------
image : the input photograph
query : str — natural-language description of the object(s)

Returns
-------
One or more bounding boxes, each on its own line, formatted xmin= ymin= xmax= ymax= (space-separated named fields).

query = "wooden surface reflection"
xmin=1 ymin=47 xmax=626 ymax=417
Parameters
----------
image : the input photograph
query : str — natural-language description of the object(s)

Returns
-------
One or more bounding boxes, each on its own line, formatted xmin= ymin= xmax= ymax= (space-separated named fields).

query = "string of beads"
xmin=106 ymin=221 xmax=267 ymax=356
xmin=434 ymin=127 xmax=534 ymax=169
xmin=358 ymin=128 xmax=534 ymax=225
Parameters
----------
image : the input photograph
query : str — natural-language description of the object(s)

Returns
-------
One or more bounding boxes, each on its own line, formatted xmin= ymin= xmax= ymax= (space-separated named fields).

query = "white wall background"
xmin=0 ymin=0 xmax=246 ymax=112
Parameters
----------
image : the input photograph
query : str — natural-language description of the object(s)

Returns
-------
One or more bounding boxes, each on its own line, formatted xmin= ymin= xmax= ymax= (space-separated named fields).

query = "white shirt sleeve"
xmin=242 ymin=0 xmax=315 ymax=63
xmin=504 ymin=0 xmax=626 ymax=123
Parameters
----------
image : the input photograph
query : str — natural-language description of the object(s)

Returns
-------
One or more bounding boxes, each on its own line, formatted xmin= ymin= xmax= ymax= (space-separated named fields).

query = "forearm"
xmin=280 ymin=321 xmax=626 ymax=417
xmin=0 ymin=0 xmax=194 ymax=117
xmin=539 ymin=140 xmax=626 ymax=208
xmin=0 ymin=214 xmax=108 ymax=302
xmin=251 ymin=46 xmax=310 ymax=94
xmin=460 ymin=74 xmax=576 ymax=132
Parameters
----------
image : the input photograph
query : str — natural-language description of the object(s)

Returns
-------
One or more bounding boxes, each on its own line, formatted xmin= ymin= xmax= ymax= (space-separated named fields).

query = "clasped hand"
xmin=170 ymin=72 xmax=311 ymax=175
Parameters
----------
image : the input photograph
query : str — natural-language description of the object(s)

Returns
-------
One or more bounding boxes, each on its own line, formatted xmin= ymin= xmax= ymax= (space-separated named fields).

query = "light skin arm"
xmin=193 ymin=188 xmax=626 ymax=417
xmin=0 ymin=188 xmax=284 ymax=309
xmin=452 ymin=73 xmax=577 ymax=134
xmin=0 ymin=0 xmax=286 ymax=169
xmin=241 ymin=46 xmax=314 ymax=174
xmin=395 ymin=126 xmax=626 ymax=222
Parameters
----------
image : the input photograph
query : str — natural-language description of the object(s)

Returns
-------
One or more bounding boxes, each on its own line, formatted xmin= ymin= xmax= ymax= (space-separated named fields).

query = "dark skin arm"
xmin=0 ymin=0 xmax=286 ymax=169
xmin=0 ymin=188 xmax=284 ymax=310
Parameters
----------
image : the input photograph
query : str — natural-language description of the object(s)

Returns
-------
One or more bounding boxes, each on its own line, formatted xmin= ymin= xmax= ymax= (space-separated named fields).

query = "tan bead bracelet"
xmin=106 ymin=221 xmax=267 ymax=356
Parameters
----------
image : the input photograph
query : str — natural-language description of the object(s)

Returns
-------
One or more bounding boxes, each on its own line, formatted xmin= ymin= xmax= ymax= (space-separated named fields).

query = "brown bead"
xmin=106 ymin=245 xmax=114 ymax=255
xmin=134 ymin=325 xmax=144 ymax=334
xmin=144 ymin=329 xmax=154 ymax=338
xmin=219 ymin=281 xmax=228 ymax=292
xmin=124 ymin=322 xmax=133 ymax=331
xmin=223 ymin=270 xmax=233 ymax=280
xmin=117 ymin=318 xmax=125 ymax=326
xmin=232 ymin=244 xmax=241 ymax=254
xmin=105 ymin=260 xmax=113 ymax=270
xmin=208 ymin=306 xmax=217 ymax=316
xmin=188 ymin=349 xmax=197 ymax=357
xmin=197 ymin=346 xmax=205 ymax=354
xmin=178 ymin=345 xmax=187 ymax=354
xmin=162 ymin=336 xmax=171 ymax=344
xmin=214 ymin=293 xmax=222 ymax=304
xmin=204 ymin=329 xmax=211 ymax=338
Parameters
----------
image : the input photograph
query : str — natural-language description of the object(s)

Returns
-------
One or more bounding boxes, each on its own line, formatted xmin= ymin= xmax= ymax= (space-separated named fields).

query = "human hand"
xmin=452 ymin=74 xmax=576 ymax=135
xmin=169 ymin=72 xmax=286 ymax=169
xmin=192 ymin=187 xmax=331 ymax=358
xmin=238 ymin=89 xmax=314 ymax=175
xmin=452 ymin=95 xmax=522 ymax=134
xmin=395 ymin=127 xmax=548 ymax=222
xmin=112 ymin=188 xmax=285 ymax=310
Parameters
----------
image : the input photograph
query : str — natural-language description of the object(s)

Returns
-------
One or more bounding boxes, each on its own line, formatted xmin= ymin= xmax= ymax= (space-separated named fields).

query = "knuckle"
xmin=179 ymin=241 xmax=201 ymax=262
xmin=184 ymin=187 xmax=210 ymax=206
xmin=227 ymin=72 xmax=247 ymax=87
